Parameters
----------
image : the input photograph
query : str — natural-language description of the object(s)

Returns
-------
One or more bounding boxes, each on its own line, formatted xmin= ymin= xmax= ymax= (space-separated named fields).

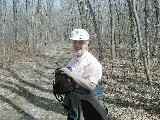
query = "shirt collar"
xmin=75 ymin=51 xmax=88 ymax=62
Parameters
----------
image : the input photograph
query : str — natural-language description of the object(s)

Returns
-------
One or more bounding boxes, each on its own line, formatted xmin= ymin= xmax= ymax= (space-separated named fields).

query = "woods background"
xmin=0 ymin=0 xmax=160 ymax=119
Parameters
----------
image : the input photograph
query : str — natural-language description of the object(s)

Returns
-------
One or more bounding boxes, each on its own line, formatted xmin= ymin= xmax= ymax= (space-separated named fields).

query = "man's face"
xmin=72 ymin=40 xmax=87 ymax=57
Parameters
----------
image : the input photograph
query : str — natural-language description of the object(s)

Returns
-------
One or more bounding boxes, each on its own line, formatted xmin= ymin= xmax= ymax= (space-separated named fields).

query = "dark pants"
xmin=67 ymin=100 xmax=103 ymax=120
xmin=81 ymin=100 xmax=103 ymax=120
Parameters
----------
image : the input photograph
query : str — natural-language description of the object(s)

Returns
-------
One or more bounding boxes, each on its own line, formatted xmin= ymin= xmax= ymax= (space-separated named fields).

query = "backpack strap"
xmin=55 ymin=94 xmax=64 ymax=102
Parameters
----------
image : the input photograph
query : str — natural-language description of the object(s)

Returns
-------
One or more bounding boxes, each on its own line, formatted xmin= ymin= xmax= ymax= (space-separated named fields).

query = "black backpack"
xmin=53 ymin=68 xmax=75 ymax=102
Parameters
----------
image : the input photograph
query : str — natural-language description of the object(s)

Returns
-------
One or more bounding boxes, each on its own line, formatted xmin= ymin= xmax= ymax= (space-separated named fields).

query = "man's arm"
xmin=60 ymin=67 xmax=96 ymax=91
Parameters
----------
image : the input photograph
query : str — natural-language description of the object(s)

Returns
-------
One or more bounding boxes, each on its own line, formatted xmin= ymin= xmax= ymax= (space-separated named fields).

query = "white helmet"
xmin=69 ymin=29 xmax=90 ymax=41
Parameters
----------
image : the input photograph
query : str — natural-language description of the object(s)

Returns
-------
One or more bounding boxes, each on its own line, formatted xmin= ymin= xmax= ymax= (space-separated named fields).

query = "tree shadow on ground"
xmin=1 ymin=81 xmax=64 ymax=113
xmin=0 ymin=95 xmax=38 ymax=120
xmin=5 ymin=68 xmax=53 ymax=94
xmin=33 ymin=68 xmax=54 ymax=81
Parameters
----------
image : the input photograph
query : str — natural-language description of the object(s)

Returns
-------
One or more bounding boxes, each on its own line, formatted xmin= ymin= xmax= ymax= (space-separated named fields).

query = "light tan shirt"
xmin=67 ymin=51 xmax=102 ymax=85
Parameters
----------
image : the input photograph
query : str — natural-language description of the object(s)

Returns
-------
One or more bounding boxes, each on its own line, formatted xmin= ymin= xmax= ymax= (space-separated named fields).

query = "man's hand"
xmin=60 ymin=67 xmax=73 ymax=78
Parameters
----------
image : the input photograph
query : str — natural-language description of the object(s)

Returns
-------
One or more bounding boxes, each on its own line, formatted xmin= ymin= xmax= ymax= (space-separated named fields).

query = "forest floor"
xmin=0 ymin=41 xmax=159 ymax=120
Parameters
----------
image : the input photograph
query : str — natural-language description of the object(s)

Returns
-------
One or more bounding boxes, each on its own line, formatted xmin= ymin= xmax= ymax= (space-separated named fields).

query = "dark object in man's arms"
xmin=53 ymin=68 xmax=74 ymax=95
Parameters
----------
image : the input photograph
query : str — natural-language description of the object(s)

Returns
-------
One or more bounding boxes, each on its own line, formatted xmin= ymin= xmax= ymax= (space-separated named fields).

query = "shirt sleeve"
xmin=87 ymin=62 xmax=102 ymax=85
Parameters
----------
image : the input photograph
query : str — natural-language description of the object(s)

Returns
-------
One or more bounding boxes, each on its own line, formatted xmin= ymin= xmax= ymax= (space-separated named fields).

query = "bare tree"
xmin=1 ymin=0 xmax=7 ymax=68
xmin=126 ymin=0 xmax=139 ymax=74
xmin=109 ymin=0 xmax=116 ymax=61
xmin=152 ymin=0 xmax=160 ymax=56
xmin=25 ymin=0 xmax=30 ymax=51
xmin=13 ymin=0 xmax=18 ymax=45
xmin=86 ymin=0 xmax=103 ymax=60
xmin=132 ymin=0 xmax=152 ymax=86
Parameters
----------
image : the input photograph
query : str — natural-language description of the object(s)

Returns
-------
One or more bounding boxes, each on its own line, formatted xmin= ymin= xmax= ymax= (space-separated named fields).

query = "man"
xmin=61 ymin=29 xmax=108 ymax=120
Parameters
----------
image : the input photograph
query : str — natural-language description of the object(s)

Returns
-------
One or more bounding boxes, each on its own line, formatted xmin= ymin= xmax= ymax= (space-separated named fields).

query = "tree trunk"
xmin=77 ymin=0 xmax=86 ymax=28
xmin=132 ymin=0 xmax=152 ymax=86
xmin=109 ymin=0 xmax=116 ymax=61
xmin=25 ymin=0 xmax=29 ymax=51
xmin=152 ymin=0 xmax=160 ymax=56
xmin=1 ymin=0 xmax=13 ymax=68
xmin=77 ymin=0 xmax=103 ymax=60
xmin=144 ymin=0 xmax=151 ymax=70
xmin=126 ymin=0 xmax=138 ymax=74
xmin=13 ymin=0 xmax=18 ymax=45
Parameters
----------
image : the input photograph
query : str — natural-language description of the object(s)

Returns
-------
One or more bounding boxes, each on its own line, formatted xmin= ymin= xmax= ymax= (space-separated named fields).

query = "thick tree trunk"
xmin=126 ymin=0 xmax=138 ymax=74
